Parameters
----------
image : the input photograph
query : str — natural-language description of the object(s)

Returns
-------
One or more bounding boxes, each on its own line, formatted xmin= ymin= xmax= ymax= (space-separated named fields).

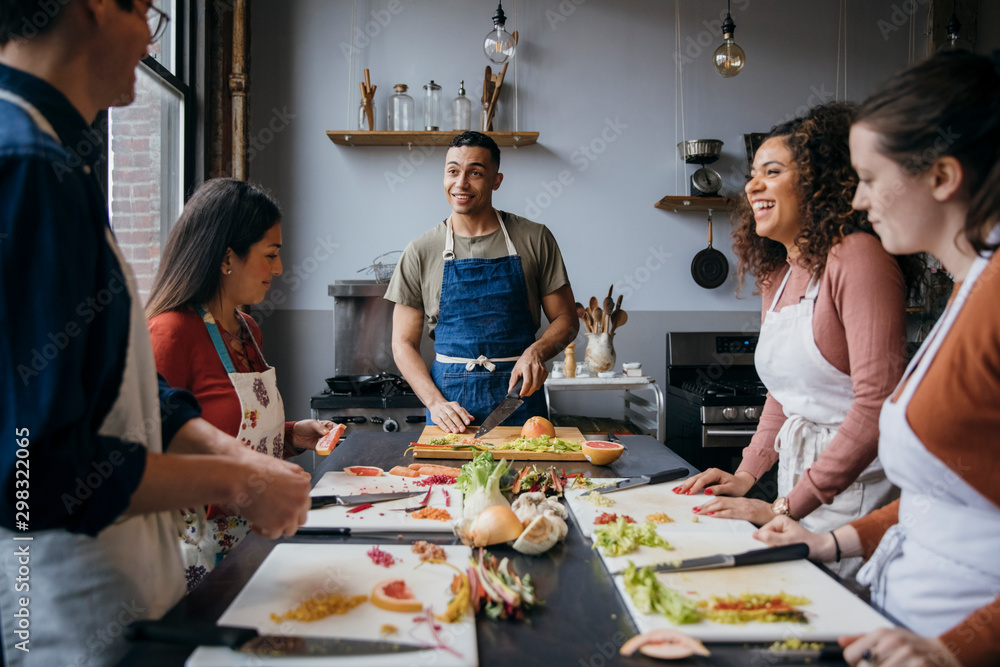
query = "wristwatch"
xmin=771 ymin=496 xmax=794 ymax=519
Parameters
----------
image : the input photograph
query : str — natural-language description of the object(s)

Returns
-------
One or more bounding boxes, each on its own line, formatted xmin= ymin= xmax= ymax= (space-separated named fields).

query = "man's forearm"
xmin=526 ymin=311 xmax=579 ymax=363
xmin=122 ymin=452 xmax=244 ymax=516
xmin=167 ymin=417 xmax=246 ymax=457
xmin=393 ymin=340 xmax=448 ymax=408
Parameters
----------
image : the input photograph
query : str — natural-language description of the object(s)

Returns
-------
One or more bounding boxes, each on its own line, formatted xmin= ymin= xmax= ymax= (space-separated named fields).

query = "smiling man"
xmin=387 ymin=131 xmax=578 ymax=433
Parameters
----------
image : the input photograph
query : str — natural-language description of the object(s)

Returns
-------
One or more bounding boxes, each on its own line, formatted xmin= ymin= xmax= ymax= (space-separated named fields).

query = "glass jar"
xmin=387 ymin=84 xmax=414 ymax=131
xmin=451 ymin=81 xmax=471 ymax=131
xmin=358 ymin=97 xmax=375 ymax=131
xmin=423 ymin=80 xmax=442 ymax=131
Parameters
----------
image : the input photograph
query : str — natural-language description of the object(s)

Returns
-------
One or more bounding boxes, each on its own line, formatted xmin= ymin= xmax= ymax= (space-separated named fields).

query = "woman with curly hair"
xmin=676 ymin=102 xmax=913 ymax=577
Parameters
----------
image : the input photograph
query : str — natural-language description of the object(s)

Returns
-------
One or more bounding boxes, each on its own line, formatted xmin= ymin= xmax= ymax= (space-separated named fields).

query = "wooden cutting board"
xmin=186 ymin=543 xmax=477 ymax=666
xmin=412 ymin=425 xmax=588 ymax=460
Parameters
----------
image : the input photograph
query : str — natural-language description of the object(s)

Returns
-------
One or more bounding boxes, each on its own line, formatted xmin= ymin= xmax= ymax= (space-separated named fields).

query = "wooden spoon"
xmin=612 ymin=309 xmax=628 ymax=332
xmin=594 ymin=307 xmax=604 ymax=333
xmin=603 ymin=296 xmax=615 ymax=333
xmin=575 ymin=302 xmax=591 ymax=333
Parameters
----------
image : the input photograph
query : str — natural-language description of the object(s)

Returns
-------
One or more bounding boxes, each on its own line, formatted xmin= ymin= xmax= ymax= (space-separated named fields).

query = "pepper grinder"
xmin=563 ymin=342 xmax=577 ymax=378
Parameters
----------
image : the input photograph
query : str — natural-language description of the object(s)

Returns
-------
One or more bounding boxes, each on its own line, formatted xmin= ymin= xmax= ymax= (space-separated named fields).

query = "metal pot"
xmin=691 ymin=212 xmax=729 ymax=289
xmin=677 ymin=139 xmax=723 ymax=165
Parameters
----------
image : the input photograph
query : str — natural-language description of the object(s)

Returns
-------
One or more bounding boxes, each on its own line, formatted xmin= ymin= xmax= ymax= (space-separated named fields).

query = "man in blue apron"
xmin=0 ymin=3 xmax=311 ymax=664
xmin=387 ymin=132 xmax=578 ymax=432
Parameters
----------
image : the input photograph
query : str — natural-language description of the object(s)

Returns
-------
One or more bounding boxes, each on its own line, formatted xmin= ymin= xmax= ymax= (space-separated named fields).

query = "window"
xmin=106 ymin=0 xmax=191 ymax=302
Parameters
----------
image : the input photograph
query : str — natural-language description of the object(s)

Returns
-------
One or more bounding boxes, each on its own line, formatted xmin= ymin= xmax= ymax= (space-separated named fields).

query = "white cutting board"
xmin=565 ymin=477 xmax=755 ymax=537
xmin=301 ymin=472 xmax=463 ymax=533
xmin=608 ymin=535 xmax=895 ymax=642
xmin=187 ymin=543 xmax=477 ymax=667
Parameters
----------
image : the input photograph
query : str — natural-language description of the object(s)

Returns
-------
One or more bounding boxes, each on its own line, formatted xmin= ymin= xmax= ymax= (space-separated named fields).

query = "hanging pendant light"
xmin=713 ymin=0 xmax=745 ymax=78
xmin=484 ymin=1 xmax=516 ymax=64
xmin=938 ymin=1 xmax=972 ymax=52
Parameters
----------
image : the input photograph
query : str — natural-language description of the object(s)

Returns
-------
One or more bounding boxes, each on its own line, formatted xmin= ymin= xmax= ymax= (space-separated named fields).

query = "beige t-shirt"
xmin=384 ymin=211 xmax=570 ymax=338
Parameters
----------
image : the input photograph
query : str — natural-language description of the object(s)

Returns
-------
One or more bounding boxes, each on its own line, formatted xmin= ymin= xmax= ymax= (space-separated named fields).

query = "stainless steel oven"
xmin=665 ymin=332 xmax=766 ymax=473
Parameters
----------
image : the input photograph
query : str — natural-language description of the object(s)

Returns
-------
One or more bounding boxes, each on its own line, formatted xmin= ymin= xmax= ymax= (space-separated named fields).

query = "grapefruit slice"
xmin=581 ymin=440 xmax=624 ymax=465
xmin=315 ymin=423 xmax=346 ymax=455
xmin=344 ymin=465 xmax=383 ymax=476
xmin=371 ymin=579 xmax=423 ymax=613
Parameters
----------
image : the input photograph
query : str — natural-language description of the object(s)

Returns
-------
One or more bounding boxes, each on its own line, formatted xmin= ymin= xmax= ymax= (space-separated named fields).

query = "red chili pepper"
xmin=346 ymin=503 xmax=374 ymax=513
xmin=443 ymin=490 xmax=451 ymax=507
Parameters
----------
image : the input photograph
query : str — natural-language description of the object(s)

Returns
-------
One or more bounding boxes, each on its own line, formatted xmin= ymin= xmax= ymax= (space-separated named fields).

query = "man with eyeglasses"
xmin=0 ymin=2 xmax=312 ymax=665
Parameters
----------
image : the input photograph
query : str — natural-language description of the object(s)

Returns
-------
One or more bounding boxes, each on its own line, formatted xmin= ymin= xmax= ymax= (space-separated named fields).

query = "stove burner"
xmin=680 ymin=380 xmax=766 ymax=398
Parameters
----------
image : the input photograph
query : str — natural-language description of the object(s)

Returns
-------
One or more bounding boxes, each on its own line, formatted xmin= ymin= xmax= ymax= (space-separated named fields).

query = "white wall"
xmin=245 ymin=0 xmax=987 ymax=422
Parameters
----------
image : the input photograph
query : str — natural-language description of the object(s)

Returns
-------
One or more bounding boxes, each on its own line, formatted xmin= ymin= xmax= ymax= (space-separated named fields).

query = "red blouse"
xmin=148 ymin=308 xmax=295 ymax=453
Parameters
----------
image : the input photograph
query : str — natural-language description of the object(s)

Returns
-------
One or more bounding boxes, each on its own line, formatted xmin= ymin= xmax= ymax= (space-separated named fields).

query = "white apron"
xmin=177 ymin=308 xmax=285 ymax=590
xmin=755 ymin=267 xmax=897 ymax=577
xmin=0 ymin=92 xmax=184 ymax=667
xmin=858 ymin=246 xmax=1000 ymax=635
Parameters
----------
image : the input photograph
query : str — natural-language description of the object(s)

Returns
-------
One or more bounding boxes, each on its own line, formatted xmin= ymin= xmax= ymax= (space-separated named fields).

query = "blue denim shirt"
xmin=0 ymin=62 xmax=200 ymax=536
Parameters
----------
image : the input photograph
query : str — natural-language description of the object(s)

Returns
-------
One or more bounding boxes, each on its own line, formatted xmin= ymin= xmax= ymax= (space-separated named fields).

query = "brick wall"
xmin=108 ymin=71 xmax=164 ymax=304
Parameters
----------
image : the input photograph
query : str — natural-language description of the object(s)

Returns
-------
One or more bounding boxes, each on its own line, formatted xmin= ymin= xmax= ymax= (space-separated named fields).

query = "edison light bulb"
xmin=713 ymin=7 xmax=745 ymax=78
xmin=484 ymin=2 xmax=516 ymax=64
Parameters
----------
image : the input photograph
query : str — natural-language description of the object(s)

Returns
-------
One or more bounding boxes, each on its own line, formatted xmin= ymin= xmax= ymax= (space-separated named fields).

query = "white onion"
xmin=470 ymin=506 xmax=523 ymax=546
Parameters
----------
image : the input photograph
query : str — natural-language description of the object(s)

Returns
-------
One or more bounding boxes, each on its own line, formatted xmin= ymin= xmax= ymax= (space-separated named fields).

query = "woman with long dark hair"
xmin=757 ymin=50 xmax=1000 ymax=667
xmin=147 ymin=178 xmax=335 ymax=589
xmin=676 ymin=102 xmax=920 ymax=578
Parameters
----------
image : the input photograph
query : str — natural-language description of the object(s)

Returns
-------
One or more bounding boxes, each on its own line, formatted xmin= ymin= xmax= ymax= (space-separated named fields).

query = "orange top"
xmin=851 ymin=251 xmax=1000 ymax=666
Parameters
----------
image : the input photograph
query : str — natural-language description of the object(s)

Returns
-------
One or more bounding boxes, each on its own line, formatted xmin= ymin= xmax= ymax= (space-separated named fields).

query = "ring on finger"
xmin=861 ymin=648 xmax=878 ymax=665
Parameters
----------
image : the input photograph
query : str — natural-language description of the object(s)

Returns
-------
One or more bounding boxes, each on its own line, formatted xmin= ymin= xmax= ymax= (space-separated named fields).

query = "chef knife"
xmin=309 ymin=491 xmax=423 ymax=510
xmin=126 ymin=620 xmax=426 ymax=656
xmin=474 ymin=378 xmax=524 ymax=439
xmin=612 ymin=543 xmax=810 ymax=575
xmin=594 ymin=467 xmax=690 ymax=494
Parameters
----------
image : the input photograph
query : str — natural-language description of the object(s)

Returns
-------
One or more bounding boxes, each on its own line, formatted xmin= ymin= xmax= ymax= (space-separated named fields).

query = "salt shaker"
xmin=423 ymin=80 xmax=442 ymax=131
xmin=563 ymin=342 xmax=577 ymax=378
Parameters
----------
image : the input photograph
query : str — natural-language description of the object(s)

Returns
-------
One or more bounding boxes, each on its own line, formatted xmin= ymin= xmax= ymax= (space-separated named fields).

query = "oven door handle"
xmin=705 ymin=429 xmax=758 ymax=436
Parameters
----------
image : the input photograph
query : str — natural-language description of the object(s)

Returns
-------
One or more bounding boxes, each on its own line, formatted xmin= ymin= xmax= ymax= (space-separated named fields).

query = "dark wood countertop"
xmin=117 ymin=433 xmax=849 ymax=666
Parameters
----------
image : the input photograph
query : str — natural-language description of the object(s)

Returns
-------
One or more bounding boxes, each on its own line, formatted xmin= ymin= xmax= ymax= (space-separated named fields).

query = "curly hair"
xmin=732 ymin=102 xmax=874 ymax=294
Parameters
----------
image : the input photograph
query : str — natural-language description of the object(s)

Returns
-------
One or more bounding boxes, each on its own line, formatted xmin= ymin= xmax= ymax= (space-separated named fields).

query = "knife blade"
xmin=474 ymin=378 xmax=524 ymax=439
xmin=126 ymin=621 xmax=427 ymax=656
xmin=613 ymin=543 xmax=810 ymax=575
xmin=594 ymin=467 xmax=689 ymax=494
xmin=309 ymin=491 xmax=423 ymax=510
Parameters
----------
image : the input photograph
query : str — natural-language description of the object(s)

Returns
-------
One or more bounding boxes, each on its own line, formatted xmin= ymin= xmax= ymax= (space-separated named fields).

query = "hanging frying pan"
xmin=691 ymin=210 xmax=729 ymax=289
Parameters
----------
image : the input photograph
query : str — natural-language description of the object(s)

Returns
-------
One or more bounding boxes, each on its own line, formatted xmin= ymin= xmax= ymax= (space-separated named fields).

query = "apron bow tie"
xmin=467 ymin=355 xmax=497 ymax=372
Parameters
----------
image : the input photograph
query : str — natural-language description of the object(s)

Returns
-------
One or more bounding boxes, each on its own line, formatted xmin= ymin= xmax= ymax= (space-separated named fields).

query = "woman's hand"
xmin=692 ymin=496 xmax=776 ymax=526
xmin=840 ymin=629 xmax=960 ymax=667
xmin=673 ymin=468 xmax=756 ymax=497
xmin=292 ymin=419 xmax=337 ymax=449
xmin=754 ymin=515 xmax=838 ymax=561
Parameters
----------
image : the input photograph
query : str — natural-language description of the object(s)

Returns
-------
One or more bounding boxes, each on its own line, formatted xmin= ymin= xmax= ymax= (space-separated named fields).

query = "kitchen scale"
xmin=677 ymin=139 xmax=724 ymax=196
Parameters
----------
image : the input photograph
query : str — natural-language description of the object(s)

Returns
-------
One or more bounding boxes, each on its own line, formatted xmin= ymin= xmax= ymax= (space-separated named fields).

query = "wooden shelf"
xmin=326 ymin=130 xmax=539 ymax=147
xmin=654 ymin=195 xmax=732 ymax=212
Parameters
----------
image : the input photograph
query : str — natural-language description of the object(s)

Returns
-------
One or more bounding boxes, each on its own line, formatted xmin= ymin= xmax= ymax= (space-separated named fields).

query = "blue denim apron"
xmin=430 ymin=210 xmax=547 ymax=426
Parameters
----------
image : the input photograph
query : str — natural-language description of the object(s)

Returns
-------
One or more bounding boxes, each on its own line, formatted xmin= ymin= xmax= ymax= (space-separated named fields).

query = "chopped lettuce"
xmin=592 ymin=518 xmax=671 ymax=557
xmin=621 ymin=562 xmax=701 ymax=625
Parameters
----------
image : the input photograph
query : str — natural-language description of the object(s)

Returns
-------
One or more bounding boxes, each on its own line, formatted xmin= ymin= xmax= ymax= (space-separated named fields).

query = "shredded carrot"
xmin=411 ymin=507 xmax=452 ymax=521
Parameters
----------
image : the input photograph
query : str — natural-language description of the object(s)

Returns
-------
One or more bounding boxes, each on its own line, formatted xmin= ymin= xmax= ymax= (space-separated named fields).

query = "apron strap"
xmin=766 ymin=266 xmax=794 ymax=312
xmin=434 ymin=353 xmax=521 ymax=371
xmin=234 ymin=310 xmax=269 ymax=365
xmin=197 ymin=305 xmax=237 ymax=374
xmin=443 ymin=209 xmax=517 ymax=260
xmin=0 ymin=89 xmax=61 ymax=144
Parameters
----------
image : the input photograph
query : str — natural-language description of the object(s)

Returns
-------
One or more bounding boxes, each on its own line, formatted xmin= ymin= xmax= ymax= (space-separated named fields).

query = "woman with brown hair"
xmin=147 ymin=178 xmax=335 ymax=589
xmin=676 ymin=102 xmax=918 ymax=577
xmin=758 ymin=50 xmax=1000 ymax=667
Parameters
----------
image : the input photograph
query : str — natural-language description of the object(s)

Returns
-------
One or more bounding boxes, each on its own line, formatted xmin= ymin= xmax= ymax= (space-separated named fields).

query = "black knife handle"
xmin=507 ymin=377 xmax=525 ymax=399
xmin=310 ymin=495 xmax=341 ymax=510
xmin=126 ymin=620 xmax=258 ymax=648
xmin=647 ymin=467 xmax=690 ymax=485
xmin=733 ymin=543 xmax=810 ymax=567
